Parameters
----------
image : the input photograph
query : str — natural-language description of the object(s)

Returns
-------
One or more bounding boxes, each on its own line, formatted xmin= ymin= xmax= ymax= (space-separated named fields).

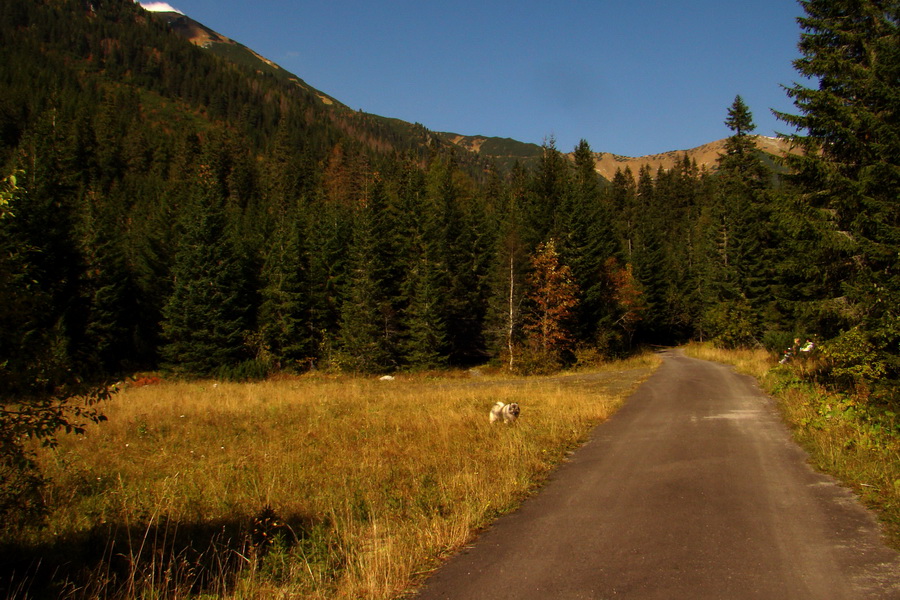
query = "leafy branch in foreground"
xmin=0 ymin=170 xmax=109 ymax=530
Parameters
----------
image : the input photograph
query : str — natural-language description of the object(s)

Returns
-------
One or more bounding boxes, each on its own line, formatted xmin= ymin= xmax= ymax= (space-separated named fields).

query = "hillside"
xmin=590 ymin=135 xmax=796 ymax=180
xmin=149 ymin=7 xmax=798 ymax=177
xmin=148 ymin=7 xmax=798 ymax=179
xmin=435 ymin=133 xmax=544 ymax=170
xmin=132 ymin=5 xmax=492 ymax=175
xmin=435 ymin=132 xmax=796 ymax=179
xmin=152 ymin=11 xmax=347 ymax=108
xmin=0 ymin=0 xmax=835 ymax=379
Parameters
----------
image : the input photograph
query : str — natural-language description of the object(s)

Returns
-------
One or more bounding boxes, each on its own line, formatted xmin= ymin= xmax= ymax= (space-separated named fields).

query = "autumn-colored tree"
xmin=607 ymin=258 xmax=646 ymax=349
xmin=524 ymin=239 xmax=579 ymax=367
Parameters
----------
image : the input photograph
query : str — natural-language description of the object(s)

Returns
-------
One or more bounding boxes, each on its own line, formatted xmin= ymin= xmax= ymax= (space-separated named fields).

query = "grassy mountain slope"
xmin=435 ymin=133 xmax=544 ymax=170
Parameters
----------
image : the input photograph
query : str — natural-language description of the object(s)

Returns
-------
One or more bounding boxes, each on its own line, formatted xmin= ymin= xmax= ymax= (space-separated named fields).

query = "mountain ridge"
xmin=589 ymin=135 xmax=795 ymax=179
xmin=149 ymin=7 xmax=796 ymax=178
xmin=151 ymin=10 xmax=347 ymax=109
xmin=435 ymin=132 xmax=796 ymax=179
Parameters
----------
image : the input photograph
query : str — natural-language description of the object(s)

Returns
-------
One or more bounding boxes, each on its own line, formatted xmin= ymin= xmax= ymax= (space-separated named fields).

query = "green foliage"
xmin=0 ymin=0 xmax=894 ymax=390
xmin=775 ymin=0 xmax=900 ymax=405
xmin=704 ymin=297 xmax=757 ymax=349
xmin=258 ymin=206 xmax=314 ymax=370
xmin=0 ymin=169 xmax=110 ymax=529
xmin=0 ymin=447 xmax=46 ymax=532
xmin=215 ymin=359 xmax=273 ymax=382
xmin=821 ymin=328 xmax=888 ymax=391
xmin=160 ymin=161 xmax=250 ymax=377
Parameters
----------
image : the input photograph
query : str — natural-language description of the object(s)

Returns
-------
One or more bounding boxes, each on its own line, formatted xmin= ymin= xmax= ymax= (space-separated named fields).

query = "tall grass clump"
xmin=684 ymin=342 xmax=900 ymax=550
xmin=0 ymin=354 xmax=659 ymax=599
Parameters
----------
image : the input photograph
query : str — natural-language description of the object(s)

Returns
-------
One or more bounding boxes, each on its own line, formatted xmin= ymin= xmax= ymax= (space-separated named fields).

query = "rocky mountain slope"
xmin=590 ymin=135 xmax=796 ymax=179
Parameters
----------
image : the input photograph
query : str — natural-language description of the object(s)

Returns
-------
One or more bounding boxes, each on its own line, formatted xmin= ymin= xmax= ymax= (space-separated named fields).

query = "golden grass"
xmin=15 ymin=354 xmax=660 ymax=599
xmin=681 ymin=342 xmax=771 ymax=378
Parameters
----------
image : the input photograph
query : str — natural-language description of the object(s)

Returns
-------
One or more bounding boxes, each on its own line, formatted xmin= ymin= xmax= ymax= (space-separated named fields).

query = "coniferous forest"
xmin=0 ymin=0 xmax=898 ymax=524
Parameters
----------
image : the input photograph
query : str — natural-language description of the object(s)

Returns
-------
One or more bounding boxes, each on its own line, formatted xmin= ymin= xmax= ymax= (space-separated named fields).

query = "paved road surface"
xmin=412 ymin=350 xmax=900 ymax=599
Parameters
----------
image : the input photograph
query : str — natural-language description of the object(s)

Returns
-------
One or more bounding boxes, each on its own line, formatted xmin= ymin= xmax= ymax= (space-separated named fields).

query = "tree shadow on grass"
xmin=0 ymin=507 xmax=326 ymax=599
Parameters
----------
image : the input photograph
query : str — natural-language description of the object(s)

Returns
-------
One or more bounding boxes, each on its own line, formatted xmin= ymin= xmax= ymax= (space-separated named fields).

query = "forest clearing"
xmin=2 ymin=1 xmax=898 ymax=598
xmin=1 ymin=354 xmax=659 ymax=599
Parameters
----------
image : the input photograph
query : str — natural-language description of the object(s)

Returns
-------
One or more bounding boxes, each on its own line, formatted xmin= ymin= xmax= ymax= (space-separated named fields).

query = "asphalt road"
xmin=412 ymin=350 xmax=900 ymax=599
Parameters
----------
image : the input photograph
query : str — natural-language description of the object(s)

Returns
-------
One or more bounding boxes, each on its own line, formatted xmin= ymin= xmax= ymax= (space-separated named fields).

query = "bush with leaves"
xmin=0 ymin=170 xmax=109 ymax=530
xmin=821 ymin=328 xmax=888 ymax=396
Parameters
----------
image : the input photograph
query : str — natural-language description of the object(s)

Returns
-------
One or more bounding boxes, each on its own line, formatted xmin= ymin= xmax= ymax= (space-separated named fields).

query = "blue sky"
xmin=139 ymin=1 xmax=806 ymax=157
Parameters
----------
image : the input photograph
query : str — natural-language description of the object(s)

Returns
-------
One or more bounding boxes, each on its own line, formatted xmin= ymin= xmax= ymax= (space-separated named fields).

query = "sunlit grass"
xmin=681 ymin=342 xmax=771 ymax=378
xmin=13 ymin=354 xmax=660 ymax=599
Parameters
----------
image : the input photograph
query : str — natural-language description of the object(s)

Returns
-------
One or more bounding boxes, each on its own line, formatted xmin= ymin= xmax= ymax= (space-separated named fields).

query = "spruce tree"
xmin=306 ymin=193 xmax=353 ymax=353
xmin=337 ymin=178 xmax=396 ymax=373
xmin=652 ymin=156 xmax=706 ymax=341
xmin=527 ymin=137 xmax=571 ymax=246
xmin=15 ymin=110 xmax=86 ymax=368
xmin=776 ymin=0 xmax=899 ymax=398
xmin=401 ymin=159 xmax=454 ymax=369
xmin=258 ymin=203 xmax=313 ymax=370
xmin=160 ymin=162 xmax=249 ymax=377
xmin=424 ymin=155 xmax=489 ymax=365
xmin=609 ymin=167 xmax=638 ymax=262
xmin=566 ymin=139 xmax=619 ymax=346
xmin=705 ymin=96 xmax=773 ymax=346
xmin=403 ymin=259 xmax=449 ymax=370
xmin=79 ymin=189 xmax=139 ymax=374
xmin=630 ymin=166 xmax=668 ymax=341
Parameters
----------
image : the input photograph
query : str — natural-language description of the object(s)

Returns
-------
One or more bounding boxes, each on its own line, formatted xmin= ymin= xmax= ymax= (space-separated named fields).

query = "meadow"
xmin=3 ymin=355 xmax=659 ymax=599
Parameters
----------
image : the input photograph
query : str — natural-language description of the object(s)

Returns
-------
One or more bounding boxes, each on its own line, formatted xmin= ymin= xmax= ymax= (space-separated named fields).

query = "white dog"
xmin=490 ymin=401 xmax=520 ymax=424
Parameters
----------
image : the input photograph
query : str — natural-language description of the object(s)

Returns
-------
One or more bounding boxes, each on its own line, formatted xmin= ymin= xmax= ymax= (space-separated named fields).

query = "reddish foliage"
xmin=606 ymin=257 xmax=646 ymax=332
xmin=130 ymin=375 xmax=162 ymax=388
xmin=525 ymin=239 xmax=579 ymax=353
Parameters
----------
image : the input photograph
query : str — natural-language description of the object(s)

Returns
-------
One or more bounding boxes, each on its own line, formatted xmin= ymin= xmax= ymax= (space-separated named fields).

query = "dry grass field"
xmin=4 ymin=355 xmax=660 ymax=599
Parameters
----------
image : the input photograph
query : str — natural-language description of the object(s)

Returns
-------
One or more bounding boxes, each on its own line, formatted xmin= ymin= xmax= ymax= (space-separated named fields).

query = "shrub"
xmin=0 ymin=448 xmax=45 ymax=532
xmin=821 ymin=328 xmax=887 ymax=394
xmin=215 ymin=359 xmax=272 ymax=382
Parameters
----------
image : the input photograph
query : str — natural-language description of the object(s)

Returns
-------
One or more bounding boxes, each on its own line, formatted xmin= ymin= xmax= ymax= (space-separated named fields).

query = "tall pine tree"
xmin=258 ymin=202 xmax=313 ymax=370
xmin=160 ymin=160 xmax=249 ymax=377
xmin=337 ymin=178 xmax=397 ymax=373
xmin=776 ymin=0 xmax=900 ymax=399
xmin=704 ymin=96 xmax=773 ymax=347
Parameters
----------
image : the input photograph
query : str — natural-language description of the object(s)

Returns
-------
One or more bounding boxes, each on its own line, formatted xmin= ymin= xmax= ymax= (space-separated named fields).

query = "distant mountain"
xmin=434 ymin=133 xmax=544 ymax=171
xmin=436 ymin=133 xmax=796 ymax=180
xmin=589 ymin=136 xmax=797 ymax=180
xmin=145 ymin=8 xmax=486 ymax=172
xmin=152 ymin=9 xmax=796 ymax=179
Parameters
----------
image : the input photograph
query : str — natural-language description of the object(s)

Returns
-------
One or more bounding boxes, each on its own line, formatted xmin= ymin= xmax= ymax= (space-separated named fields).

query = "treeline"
xmin=0 ymin=0 xmax=897 ymax=402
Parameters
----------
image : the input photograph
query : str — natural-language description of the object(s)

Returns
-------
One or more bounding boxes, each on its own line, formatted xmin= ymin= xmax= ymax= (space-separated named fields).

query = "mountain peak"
xmin=138 ymin=2 xmax=183 ymax=14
